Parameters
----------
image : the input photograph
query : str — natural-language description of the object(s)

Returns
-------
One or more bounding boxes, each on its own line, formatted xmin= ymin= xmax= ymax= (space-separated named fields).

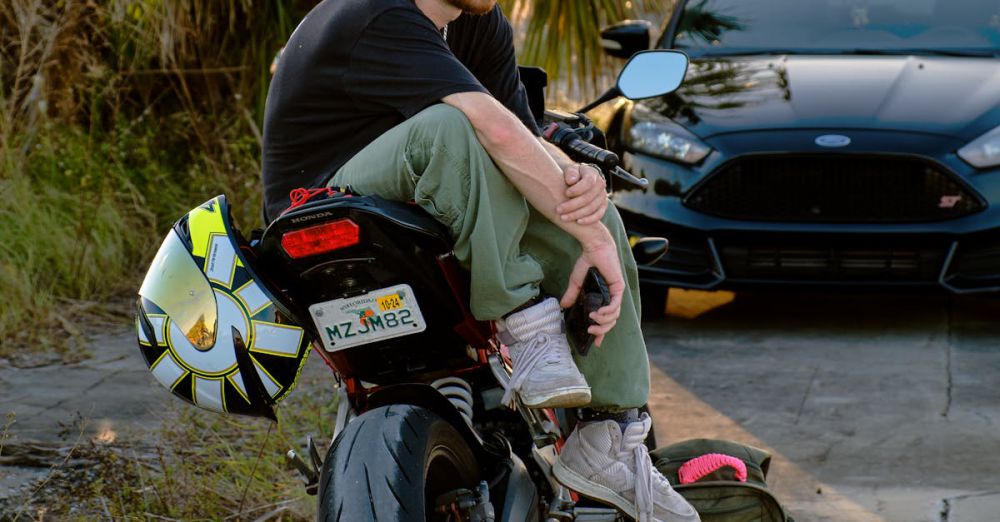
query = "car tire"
xmin=318 ymin=404 xmax=480 ymax=522
xmin=640 ymin=284 xmax=670 ymax=321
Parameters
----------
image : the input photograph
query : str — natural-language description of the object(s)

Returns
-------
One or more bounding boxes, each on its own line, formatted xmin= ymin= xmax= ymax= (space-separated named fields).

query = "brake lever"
xmin=610 ymin=166 xmax=649 ymax=189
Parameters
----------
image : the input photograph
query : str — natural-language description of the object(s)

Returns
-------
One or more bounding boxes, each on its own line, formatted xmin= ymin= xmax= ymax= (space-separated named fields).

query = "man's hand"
xmin=557 ymin=164 xmax=608 ymax=225
xmin=559 ymin=229 xmax=625 ymax=348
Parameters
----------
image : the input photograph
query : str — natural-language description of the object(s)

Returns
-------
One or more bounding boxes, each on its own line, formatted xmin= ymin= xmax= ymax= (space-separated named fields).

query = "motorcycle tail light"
xmin=281 ymin=219 xmax=360 ymax=258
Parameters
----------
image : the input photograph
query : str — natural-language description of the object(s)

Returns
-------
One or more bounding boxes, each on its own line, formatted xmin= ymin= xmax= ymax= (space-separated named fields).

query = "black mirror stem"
xmin=576 ymin=86 xmax=622 ymax=114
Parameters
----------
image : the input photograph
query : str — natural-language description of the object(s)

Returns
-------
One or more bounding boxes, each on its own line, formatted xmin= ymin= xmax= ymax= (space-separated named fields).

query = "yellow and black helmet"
xmin=136 ymin=196 xmax=310 ymax=420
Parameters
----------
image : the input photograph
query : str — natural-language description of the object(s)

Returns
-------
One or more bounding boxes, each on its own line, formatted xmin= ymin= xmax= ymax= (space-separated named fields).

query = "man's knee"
xmin=410 ymin=103 xmax=505 ymax=188
xmin=411 ymin=103 xmax=476 ymax=140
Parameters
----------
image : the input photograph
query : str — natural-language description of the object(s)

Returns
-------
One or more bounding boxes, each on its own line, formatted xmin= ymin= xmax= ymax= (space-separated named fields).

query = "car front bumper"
xmin=614 ymin=151 xmax=1000 ymax=294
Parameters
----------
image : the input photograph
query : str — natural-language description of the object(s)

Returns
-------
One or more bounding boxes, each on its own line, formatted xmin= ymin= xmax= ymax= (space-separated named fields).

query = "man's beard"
xmin=446 ymin=0 xmax=496 ymax=15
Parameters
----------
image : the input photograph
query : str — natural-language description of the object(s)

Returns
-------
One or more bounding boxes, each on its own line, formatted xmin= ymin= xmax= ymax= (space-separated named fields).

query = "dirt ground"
xmin=2 ymin=290 xmax=998 ymax=521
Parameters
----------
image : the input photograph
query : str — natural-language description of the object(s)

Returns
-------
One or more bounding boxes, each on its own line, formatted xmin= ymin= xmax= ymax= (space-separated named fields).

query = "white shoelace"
xmin=620 ymin=420 xmax=672 ymax=522
xmin=501 ymin=333 xmax=561 ymax=406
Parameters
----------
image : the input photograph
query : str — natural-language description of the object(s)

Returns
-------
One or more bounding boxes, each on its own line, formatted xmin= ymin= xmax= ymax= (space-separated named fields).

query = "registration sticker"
xmin=377 ymin=293 xmax=403 ymax=311
xmin=309 ymin=284 xmax=426 ymax=352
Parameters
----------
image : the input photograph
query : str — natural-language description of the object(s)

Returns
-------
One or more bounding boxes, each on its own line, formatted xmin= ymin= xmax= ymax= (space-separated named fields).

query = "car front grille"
xmin=719 ymin=238 xmax=949 ymax=283
xmin=685 ymin=156 xmax=983 ymax=223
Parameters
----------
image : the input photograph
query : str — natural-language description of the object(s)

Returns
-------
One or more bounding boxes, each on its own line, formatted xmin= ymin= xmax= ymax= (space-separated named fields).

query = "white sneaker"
xmin=498 ymin=298 xmax=591 ymax=408
xmin=553 ymin=413 xmax=701 ymax=522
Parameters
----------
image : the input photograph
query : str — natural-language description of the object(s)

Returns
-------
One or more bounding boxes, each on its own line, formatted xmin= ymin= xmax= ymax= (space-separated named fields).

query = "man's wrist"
xmin=579 ymin=163 xmax=610 ymax=194
xmin=577 ymin=224 xmax=613 ymax=251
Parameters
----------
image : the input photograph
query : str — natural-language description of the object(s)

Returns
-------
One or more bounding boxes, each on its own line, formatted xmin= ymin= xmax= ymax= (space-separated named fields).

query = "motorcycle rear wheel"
xmin=318 ymin=404 xmax=480 ymax=521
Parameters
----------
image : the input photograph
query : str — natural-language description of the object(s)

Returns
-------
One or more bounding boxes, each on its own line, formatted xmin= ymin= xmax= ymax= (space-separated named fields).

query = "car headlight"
xmin=958 ymin=125 xmax=1000 ymax=169
xmin=626 ymin=106 xmax=711 ymax=164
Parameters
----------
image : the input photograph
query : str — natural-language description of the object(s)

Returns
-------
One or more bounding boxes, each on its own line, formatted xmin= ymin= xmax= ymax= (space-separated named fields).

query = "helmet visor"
xmin=139 ymin=230 xmax=218 ymax=350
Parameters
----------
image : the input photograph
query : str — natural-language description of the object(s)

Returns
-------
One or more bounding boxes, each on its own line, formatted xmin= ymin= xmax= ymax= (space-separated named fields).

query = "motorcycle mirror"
xmin=616 ymin=50 xmax=689 ymax=100
xmin=576 ymin=50 xmax=689 ymax=114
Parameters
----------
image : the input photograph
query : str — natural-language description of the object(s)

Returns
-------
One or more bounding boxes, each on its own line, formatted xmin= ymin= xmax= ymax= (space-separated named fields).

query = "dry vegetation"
xmin=0 ymin=0 xmax=310 ymax=360
xmin=504 ymin=0 xmax=667 ymax=99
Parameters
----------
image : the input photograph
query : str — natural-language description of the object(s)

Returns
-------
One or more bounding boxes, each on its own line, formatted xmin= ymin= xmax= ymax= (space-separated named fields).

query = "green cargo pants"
xmin=330 ymin=104 xmax=649 ymax=409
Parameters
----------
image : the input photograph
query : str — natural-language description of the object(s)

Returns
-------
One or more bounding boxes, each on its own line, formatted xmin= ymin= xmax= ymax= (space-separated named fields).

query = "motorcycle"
xmin=136 ymin=50 xmax=690 ymax=521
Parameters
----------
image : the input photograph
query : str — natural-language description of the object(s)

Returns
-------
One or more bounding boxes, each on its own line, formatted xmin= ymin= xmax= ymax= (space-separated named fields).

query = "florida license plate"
xmin=309 ymin=284 xmax=427 ymax=352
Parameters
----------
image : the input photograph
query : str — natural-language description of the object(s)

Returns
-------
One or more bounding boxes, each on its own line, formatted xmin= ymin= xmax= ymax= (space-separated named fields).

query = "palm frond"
xmin=503 ymin=0 xmax=673 ymax=102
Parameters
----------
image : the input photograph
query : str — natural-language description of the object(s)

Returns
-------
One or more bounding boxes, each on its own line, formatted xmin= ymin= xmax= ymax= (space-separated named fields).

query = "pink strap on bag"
xmin=678 ymin=453 xmax=748 ymax=484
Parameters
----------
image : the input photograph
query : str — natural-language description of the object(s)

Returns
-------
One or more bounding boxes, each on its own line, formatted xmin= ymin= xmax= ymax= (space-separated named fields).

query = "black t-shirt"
xmin=261 ymin=0 xmax=540 ymax=220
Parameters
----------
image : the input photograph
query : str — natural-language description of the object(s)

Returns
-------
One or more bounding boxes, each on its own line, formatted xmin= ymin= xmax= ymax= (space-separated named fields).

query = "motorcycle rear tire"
xmin=318 ymin=404 xmax=480 ymax=521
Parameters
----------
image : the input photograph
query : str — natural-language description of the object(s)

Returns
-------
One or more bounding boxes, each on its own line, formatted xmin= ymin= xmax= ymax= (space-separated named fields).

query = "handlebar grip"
xmin=544 ymin=123 xmax=620 ymax=170
xmin=564 ymin=138 xmax=620 ymax=171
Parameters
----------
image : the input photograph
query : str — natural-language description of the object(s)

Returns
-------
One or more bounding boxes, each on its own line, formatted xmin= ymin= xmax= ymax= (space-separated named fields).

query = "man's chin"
xmin=448 ymin=0 xmax=497 ymax=16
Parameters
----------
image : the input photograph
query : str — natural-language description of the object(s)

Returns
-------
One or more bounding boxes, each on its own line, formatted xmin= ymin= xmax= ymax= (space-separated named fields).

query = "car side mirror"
xmin=600 ymin=20 xmax=653 ymax=59
xmin=617 ymin=50 xmax=689 ymax=100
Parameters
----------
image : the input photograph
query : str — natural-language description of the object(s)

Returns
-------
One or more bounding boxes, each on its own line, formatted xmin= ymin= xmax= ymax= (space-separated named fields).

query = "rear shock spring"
xmin=431 ymin=377 xmax=474 ymax=427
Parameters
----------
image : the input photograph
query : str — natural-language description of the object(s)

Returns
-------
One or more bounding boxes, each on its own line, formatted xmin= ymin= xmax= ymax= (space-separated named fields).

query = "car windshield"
xmin=666 ymin=0 xmax=1000 ymax=56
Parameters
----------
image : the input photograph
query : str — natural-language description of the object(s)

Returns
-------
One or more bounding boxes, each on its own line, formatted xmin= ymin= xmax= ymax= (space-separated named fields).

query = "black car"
xmin=599 ymin=0 xmax=1000 ymax=315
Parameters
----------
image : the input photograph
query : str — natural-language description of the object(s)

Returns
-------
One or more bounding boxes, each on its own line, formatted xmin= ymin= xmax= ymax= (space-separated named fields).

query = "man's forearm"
xmin=443 ymin=92 xmax=611 ymax=248
xmin=540 ymin=138 xmax=576 ymax=171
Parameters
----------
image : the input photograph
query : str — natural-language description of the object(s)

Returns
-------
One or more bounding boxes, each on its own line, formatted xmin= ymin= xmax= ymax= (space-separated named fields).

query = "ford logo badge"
xmin=815 ymin=134 xmax=851 ymax=147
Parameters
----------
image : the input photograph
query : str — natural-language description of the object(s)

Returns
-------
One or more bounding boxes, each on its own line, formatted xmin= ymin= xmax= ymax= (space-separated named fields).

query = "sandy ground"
xmin=2 ymin=290 xmax=998 ymax=521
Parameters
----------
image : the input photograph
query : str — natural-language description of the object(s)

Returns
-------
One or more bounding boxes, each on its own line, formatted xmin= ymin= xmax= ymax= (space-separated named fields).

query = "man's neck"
xmin=414 ymin=0 xmax=461 ymax=30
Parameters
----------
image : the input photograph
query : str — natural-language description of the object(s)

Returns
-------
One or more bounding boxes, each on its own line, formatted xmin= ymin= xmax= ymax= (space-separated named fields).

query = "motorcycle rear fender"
xmin=256 ymin=195 xmax=481 ymax=384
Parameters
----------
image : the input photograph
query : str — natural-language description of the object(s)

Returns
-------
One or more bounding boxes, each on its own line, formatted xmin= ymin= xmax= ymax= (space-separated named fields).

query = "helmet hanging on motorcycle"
xmin=136 ymin=195 xmax=311 ymax=420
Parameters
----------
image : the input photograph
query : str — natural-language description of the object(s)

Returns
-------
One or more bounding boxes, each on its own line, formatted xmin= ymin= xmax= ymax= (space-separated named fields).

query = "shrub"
xmin=0 ymin=0 xmax=309 ymax=357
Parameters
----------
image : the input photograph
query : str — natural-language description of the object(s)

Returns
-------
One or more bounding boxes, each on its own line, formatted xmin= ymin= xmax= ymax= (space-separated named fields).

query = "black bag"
xmin=651 ymin=439 xmax=792 ymax=522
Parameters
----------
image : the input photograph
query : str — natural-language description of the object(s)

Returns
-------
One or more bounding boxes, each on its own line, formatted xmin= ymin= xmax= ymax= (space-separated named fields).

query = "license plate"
xmin=309 ymin=284 xmax=427 ymax=352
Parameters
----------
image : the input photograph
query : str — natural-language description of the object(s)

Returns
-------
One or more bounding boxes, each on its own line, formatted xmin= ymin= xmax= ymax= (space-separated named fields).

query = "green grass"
xmin=0 ymin=120 xmax=263 ymax=360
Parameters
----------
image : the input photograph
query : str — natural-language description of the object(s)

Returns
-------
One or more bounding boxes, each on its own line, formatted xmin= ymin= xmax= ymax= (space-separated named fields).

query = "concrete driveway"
xmin=645 ymin=290 xmax=1000 ymax=522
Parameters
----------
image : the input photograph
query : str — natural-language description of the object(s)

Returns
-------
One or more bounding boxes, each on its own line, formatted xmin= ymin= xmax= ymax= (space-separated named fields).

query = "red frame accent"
xmin=310 ymin=343 xmax=338 ymax=372
xmin=435 ymin=253 xmax=495 ymax=350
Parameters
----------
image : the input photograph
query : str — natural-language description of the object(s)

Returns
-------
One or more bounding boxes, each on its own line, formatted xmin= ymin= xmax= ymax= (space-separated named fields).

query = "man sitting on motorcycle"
xmin=262 ymin=0 xmax=698 ymax=520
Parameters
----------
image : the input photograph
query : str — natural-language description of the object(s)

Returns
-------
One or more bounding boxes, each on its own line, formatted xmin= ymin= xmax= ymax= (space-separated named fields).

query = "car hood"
xmin=642 ymin=55 xmax=1000 ymax=141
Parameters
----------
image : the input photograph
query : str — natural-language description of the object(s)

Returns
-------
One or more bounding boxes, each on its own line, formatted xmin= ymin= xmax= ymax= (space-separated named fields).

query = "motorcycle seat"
xmin=266 ymin=192 xmax=454 ymax=248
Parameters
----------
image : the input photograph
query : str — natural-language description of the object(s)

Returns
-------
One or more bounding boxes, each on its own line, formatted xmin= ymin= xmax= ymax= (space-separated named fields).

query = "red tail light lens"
xmin=281 ymin=219 xmax=360 ymax=259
